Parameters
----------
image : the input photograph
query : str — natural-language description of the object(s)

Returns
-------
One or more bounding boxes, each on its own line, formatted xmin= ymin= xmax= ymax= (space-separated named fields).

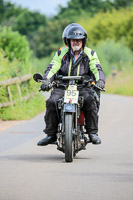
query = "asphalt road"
xmin=0 ymin=94 xmax=133 ymax=200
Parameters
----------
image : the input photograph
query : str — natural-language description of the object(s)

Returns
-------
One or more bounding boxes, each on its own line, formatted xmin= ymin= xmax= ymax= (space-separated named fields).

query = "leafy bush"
xmin=0 ymin=26 xmax=31 ymax=62
xmin=0 ymin=48 xmax=30 ymax=80
xmin=0 ymin=27 xmax=33 ymax=80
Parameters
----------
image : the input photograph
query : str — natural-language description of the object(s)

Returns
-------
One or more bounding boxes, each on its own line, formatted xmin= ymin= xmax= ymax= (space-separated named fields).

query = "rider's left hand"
xmin=96 ymin=80 xmax=105 ymax=89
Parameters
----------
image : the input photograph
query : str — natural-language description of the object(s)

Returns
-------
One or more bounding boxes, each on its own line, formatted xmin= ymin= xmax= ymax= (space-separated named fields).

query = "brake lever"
xmin=93 ymin=84 xmax=106 ymax=92
xmin=88 ymin=81 xmax=106 ymax=92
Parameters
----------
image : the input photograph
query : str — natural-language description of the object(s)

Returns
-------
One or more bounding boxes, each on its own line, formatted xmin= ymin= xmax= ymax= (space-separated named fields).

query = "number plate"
xmin=64 ymin=85 xmax=79 ymax=103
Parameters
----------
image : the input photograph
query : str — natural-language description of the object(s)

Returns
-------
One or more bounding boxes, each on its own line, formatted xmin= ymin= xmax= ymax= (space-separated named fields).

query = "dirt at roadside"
xmin=0 ymin=119 xmax=24 ymax=132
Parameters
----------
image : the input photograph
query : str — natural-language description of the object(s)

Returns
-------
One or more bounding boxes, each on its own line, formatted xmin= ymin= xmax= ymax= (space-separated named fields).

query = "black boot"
xmin=37 ymin=135 xmax=57 ymax=146
xmin=89 ymin=134 xmax=101 ymax=145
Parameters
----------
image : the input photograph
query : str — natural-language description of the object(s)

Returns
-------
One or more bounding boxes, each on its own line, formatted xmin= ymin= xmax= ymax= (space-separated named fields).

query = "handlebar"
xmin=38 ymin=75 xmax=105 ymax=92
xmin=60 ymin=76 xmax=105 ymax=92
xmin=60 ymin=76 xmax=82 ymax=80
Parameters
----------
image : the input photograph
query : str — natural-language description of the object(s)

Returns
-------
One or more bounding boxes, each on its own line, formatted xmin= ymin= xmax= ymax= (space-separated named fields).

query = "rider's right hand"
xmin=40 ymin=79 xmax=52 ymax=91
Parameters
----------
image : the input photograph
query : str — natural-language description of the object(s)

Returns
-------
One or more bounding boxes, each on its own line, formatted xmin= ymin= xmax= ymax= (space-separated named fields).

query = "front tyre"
xmin=64 ymin=113 xmax=74 ymax=162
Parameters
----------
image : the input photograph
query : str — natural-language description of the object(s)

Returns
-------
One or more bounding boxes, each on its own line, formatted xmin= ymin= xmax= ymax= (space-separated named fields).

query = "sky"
xmin=9 ymin=0 xmax=70 ymax=17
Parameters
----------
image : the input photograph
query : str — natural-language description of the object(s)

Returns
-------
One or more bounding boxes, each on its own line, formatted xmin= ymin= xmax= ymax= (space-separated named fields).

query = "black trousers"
xmin=44 ymin=87 xmax=99 ymax=136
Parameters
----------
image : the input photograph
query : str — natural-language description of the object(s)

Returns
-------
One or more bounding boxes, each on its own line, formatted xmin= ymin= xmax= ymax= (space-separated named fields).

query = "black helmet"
xmin=62 ymin=23 xmax=83 ymax=45
xmin=67 ymin=26 xmax=87 ymax=49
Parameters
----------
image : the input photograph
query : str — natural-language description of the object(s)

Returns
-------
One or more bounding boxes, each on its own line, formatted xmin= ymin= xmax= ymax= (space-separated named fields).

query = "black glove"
xmin=96 ymin=80 xmax=105 ymax=89
xmin=40 ymin=79 xmax=52 ymax=91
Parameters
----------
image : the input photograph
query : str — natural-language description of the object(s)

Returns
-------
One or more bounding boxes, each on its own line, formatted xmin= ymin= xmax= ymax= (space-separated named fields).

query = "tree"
xmin=55 ymin=0 xmax=133 ymax=20
xmin=55 ymin=0 xmax=103 ymax=20
xmin=0 ymin=0 xmax=4 ymax=19
xmin=113 ymin=0 xmax=133 ymax=9
xmin=13 ymin=9 xmax=47 ymax=35
xmin=0 ymin=1 xmax=23 ymax=20
xmin=29 ymin=19 xmax=69 ymax=57
xmin=1 ymin=0 xmax=133 ymax=58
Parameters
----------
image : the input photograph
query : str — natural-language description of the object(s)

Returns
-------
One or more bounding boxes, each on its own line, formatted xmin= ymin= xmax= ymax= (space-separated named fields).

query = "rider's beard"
xmin=71 ymin=45 xmax=81 ymax=52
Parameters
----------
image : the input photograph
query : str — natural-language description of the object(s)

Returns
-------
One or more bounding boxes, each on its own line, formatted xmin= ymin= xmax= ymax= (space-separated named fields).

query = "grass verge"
xmin=106 ymin=67 xmax=133 ymax=96
xmin=0 ymin=94 xmax=45 ymax=120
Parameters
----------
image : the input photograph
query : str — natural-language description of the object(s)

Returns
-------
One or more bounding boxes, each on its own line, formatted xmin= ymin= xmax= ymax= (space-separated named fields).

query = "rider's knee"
xmin=46 ymin=98 xmax=56 ymax=110
xmin=83 ymin=96 xmax=98 ymax=111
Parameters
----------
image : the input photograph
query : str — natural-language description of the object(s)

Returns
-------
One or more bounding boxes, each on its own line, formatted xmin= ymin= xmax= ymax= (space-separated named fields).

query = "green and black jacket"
xmin=43 ymin=47 xmax=105 ymax=83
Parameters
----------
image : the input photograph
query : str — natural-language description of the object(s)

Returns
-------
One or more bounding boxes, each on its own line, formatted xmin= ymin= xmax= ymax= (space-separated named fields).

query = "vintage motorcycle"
xmin=33 ymin=73 xmax=104 ymax=162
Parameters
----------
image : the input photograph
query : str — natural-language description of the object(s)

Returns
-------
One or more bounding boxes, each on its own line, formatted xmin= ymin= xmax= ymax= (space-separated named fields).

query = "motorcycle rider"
xmin=37 ymin=24 xmax=105 ymax=146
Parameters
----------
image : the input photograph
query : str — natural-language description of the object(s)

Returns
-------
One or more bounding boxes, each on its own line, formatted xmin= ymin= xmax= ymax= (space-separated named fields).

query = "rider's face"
xmin=70 ymin=39 xmax=82 ymax=52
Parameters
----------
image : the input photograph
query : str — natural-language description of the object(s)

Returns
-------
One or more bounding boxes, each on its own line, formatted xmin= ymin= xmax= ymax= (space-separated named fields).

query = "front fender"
xmin=63 ymin=103 xmax=76 ymax=113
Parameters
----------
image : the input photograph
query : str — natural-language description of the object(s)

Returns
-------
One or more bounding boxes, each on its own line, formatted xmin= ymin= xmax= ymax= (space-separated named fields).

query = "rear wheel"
xmin=64 ymin=113 xmax=74 ymax=162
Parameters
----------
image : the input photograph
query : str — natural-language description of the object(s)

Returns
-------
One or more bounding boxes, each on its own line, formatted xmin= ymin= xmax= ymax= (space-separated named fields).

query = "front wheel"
xmin=64 ymin=113 xmax=74 ymax=162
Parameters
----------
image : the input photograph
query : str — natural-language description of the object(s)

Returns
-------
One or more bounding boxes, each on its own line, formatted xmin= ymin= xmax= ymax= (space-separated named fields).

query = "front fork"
xmin=57 ymin=102 xmax=76 ymax=152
